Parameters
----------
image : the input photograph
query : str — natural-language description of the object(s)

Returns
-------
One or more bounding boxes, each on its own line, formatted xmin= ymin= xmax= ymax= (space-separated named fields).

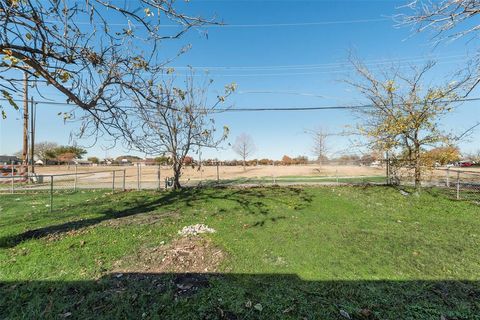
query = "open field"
xmin=16 ymin=164 xmax=387 ymax=190
xmin=34 ymin=164 xmax=386 ymax=180
xmin=3 ymin=164 xmax=475 ymax=191
xmin=1 ymin=186 xmax=479 ymax=319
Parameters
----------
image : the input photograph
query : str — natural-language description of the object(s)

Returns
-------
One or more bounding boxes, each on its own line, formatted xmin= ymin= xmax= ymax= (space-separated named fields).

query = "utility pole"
xmin=22 ymin=70 xmax=29 ymax=176
xmin=30 ymin=97 xmax=36 ymax=174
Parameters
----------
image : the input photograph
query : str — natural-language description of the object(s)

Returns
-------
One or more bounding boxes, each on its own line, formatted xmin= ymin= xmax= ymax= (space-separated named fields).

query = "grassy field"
xmin=1 ymin=186 xmax=479 ymax=319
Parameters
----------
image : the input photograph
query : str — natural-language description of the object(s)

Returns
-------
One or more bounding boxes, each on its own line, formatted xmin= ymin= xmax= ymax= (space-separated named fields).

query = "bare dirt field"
xmin=23 ymin=164 xmax=386 ymax=189
xmin=35 ymin=164 xmax=384 ymax=179
xmin=8 ymin=164 xmax=477 ymax=190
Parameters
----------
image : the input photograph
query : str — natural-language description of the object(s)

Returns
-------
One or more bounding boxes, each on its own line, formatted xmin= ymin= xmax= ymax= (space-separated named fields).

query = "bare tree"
xmin=125 ymin=74 xmax=236 ymax=189
xmin=400 ymin=0 xmax=480 ymax=40
xmin=346 ymin=57 xmax=471 ymax=187
xmin=33 ymin=141 xmax=58 ymax=164
xmin=0 ymin=0 xmax=213 ymax=136
xmin=307 ymin=127 xmax=329 ymax=166
xmin=232 ymin=133 xmax=256 ymax=170
xmin=399 ymin=0 xmax=480 ymax=93
xmin=464 ymin=149 xmax=480 ymax=162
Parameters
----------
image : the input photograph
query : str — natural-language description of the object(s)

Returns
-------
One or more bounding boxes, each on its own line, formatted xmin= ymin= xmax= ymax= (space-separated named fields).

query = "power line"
xmin=178 ymin=58 xmax=468 ymax=77
xmin=238 ymin=90 xmax=330 ymax=98
xmin=215 ymin=97 xmax=480 ymax=112
xmin=0 ymin=55 xmax=468 ymax=84
xmin=167 ymin=54 xmax=468 ymax=71
xmin=47 ymin=17 xmax=390 ymax=28
xmin=1 ymin=97 xmax=479 ymax=113
xmin=206 ymin=18 xmax=390 ymax=28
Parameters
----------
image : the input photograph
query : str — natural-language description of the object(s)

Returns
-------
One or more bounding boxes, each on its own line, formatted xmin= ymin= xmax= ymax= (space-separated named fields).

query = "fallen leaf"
xmin=340 ymin=309 xmax=351 ymax=319
xmin=359 ymin=308 xmax=372 ymax=317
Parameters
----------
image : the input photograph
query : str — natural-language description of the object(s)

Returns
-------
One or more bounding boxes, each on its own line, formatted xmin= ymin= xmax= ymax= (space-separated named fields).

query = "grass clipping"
xmin=114 ymin=225 xmax=222 ymax=273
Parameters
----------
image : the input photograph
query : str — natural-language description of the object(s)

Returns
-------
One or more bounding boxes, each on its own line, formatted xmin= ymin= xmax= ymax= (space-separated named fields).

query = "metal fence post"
xmin=446 ymin=168 xmax=450 ymax=187
xmin=11 ymin=161 xmax=14 ymax=194
xmin=216 ymin=161 xmax=219 ymax=183
xmin=74 ymin=165 xmax=78 ymax=192
xmin=456 ymin=171 xmax=460 ymax=200
xmin=112 ymin=171 xmax=115 ymax=194
xmin=50 ymin=175 xmax=54 ymax=213
xmin=385 ymin=155 xmax=390 ymax=185
xmin=336 ymin=169 xmax=339 ymax=185
xmin=157 ymin=165 xmax=161 ymax=191
xmin=123 ymin=169 xmax=126 ymax=191
xmin=137 ymin=163 xmax=140 ymax=191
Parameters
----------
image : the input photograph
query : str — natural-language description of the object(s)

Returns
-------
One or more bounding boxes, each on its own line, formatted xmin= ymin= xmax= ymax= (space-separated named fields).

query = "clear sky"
xmin=1 ymin=0 xmax=479 ymax=160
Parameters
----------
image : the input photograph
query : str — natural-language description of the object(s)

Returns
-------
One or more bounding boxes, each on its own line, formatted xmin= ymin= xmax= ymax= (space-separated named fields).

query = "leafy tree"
xmin=422 ymin=146 xmax=461 ymax=166
xmin=53 ymin=146 xmax=87 ymax=160
xmin=347 ymin=59 xmax=471 ymax=187
xmin=56 ymin=152 xmax=76 ymax=165
xmin=183 ymin=156 xmax=194 ymax=166
xmin=360 ymin=152 xmax=382 ymax=166
xmin=258 ymin=158 xmax=273 ymax=165
xmin=125 ymin=74 xmax=236 ymax=189
xmin=87 ymin=157 xmax=99 ymax=164
xmin=282 ymin=155 xmax=293 ymax=165
xmin=155 ymin=156 xmax=171 ymax=165
xmin=0 ymin=0 xmax=213 ymax=133
xmin=232 ymin=133 xmax=256 ymax=170
xmin=337 ymin=154 xmax=360 ymax=165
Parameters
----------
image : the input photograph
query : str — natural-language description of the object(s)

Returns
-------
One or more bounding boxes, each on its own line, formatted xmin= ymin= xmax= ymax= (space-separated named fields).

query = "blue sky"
xmin=0 ymin=0 xmax=479 ymax=160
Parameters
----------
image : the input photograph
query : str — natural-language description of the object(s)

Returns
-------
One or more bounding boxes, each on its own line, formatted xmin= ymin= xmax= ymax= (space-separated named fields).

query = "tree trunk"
xmin=414 ymin=146 xmax=421 ymax=188
xmin=173 ymin=163 xmax=182 ymax=189
xmin=242 ymin=157 xmax=246 ymax=171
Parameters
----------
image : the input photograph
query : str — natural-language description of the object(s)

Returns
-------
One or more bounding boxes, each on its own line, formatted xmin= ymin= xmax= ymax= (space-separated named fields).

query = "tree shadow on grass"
xmin=0 ymin=273 xmax=478 ymax=319
xmin=0 ymin=187 xmax=313 ymax=248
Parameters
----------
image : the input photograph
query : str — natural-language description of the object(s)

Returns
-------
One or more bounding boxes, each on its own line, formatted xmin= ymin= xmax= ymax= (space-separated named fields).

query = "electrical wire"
xmin=1 ymin=97 xmax=479 ymax=113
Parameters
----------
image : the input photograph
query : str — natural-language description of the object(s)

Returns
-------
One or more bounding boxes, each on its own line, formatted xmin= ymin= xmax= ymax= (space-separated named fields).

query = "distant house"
xmin=370 ymin=160 xmax=382 ymax=168
xmin=74 ymin=159 xmax=93 ymax=166
xmin=145 ymin=158 xmax=156 ymax=166
xmin=0 ymin=155 xmax=21 ymax=165
xmin=132 ymin=160 xmax=146 ymax=166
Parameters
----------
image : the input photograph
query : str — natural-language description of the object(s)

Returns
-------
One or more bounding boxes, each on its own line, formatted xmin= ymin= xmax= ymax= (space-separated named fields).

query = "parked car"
xmin=0 ymin=166 xmax=17 ymax=174
xmin=459 ymin=161 xmax=473 ymax=167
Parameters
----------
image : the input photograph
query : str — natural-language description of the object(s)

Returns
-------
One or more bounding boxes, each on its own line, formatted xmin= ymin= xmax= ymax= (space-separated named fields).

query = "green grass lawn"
xmin=1 ymin=186 xmax=479 ymax=319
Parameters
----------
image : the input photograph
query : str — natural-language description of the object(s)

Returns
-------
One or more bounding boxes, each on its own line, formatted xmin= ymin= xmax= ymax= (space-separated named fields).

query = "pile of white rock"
xmin=178 ymin=224 xmax=216 ymax=236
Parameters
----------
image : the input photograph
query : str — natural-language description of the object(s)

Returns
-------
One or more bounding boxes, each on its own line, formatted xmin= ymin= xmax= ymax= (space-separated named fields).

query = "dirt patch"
xmin=113 ymin=236 xmax=225 ymax=273
xmin=44 ymin=228 xmax=91 ymax=242
xmin=102 ymin=211 xmax=180 ymax=228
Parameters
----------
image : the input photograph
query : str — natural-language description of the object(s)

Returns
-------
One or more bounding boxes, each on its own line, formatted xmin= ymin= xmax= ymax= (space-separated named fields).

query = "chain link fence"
xmin=422 ymin=169 xmax=480 ymax=202
xmin=1 ymin=163 xmax=479 ymax=209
